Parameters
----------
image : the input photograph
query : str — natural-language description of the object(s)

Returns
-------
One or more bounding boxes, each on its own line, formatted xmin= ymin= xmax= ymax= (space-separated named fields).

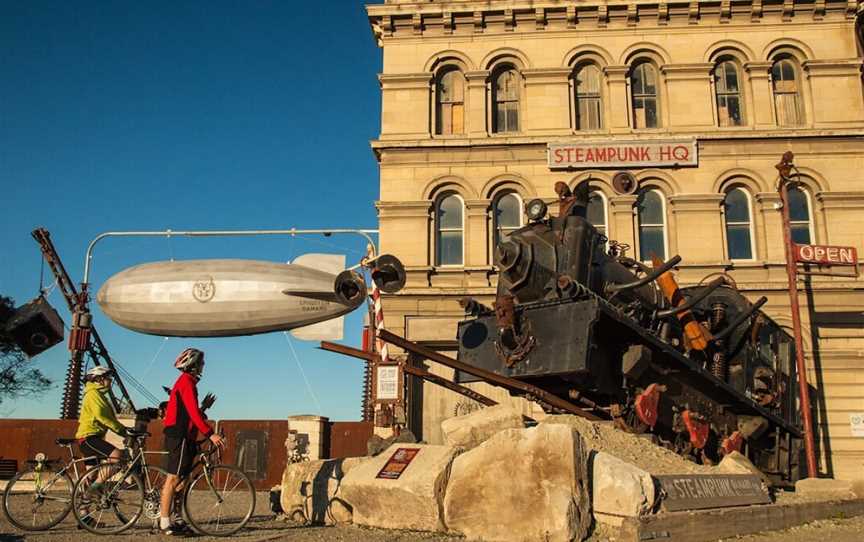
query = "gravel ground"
xmin=0 ymin=491 xmax=460 ymax=542
xmin=4 ymin=490 xmax=863 ymax=542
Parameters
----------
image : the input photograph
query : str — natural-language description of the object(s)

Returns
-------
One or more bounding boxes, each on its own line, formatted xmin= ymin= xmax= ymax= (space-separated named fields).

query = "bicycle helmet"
xmin=84 ymin=366 xmax=114 ymax=381
xmin=174 ymin=348 xmax=204 ymax=372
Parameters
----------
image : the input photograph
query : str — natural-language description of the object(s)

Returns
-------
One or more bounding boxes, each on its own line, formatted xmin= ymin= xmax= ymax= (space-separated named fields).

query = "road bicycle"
xmin=1 ymin=434 xmax=166 ymax=532
xmin=72 ymin=431 xmax=255 ymax=536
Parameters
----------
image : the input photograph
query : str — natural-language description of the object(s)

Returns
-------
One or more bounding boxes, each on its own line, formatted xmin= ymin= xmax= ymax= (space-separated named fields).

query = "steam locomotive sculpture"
xmin=457 ymin=180 xmax=804 ymax=484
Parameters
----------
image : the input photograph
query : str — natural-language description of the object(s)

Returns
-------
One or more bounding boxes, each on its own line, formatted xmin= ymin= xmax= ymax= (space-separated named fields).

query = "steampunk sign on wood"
xmin=655 ymin=474 xmax=770 ymax=511
xmin=548 ymin=138 xmax=698 ymax=169
xmin=794 ymin=244 xmax=858 ymax=265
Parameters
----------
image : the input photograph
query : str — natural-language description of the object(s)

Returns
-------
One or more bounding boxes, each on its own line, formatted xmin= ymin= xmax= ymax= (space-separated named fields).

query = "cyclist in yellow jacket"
xmin=76 ymin=366 xmax=127 ymax=468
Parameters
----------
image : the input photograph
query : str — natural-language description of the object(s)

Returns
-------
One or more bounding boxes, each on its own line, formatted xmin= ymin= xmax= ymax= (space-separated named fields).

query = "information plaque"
xmin=376 ymin=447 xmax=420 ymax=480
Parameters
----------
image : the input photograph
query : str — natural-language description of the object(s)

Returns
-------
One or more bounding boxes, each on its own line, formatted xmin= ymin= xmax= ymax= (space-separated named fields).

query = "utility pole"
xmin=775 ymin=152 xmax=818 ymax=478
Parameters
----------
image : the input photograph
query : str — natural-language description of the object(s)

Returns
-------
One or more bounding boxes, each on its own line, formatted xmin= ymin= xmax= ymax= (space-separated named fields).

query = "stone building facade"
xmin=366 ymin=0 xmax=864 ymax=478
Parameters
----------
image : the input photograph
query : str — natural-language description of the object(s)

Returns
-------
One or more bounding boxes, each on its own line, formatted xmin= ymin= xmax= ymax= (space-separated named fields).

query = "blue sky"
xmin=1 ymin=2 xmax=386 ymax=420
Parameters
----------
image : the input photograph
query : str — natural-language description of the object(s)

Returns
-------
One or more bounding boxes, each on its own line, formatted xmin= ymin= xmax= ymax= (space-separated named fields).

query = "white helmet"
xmin=174 ymin=348 xmax=204 ymax=372
xmin=85 ymin=366 xmax=114 ymax=381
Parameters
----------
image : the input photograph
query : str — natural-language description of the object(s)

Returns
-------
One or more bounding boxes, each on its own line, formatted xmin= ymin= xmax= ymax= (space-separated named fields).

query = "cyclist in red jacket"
xmin=159 ymin=348 xmax=224 ymax=535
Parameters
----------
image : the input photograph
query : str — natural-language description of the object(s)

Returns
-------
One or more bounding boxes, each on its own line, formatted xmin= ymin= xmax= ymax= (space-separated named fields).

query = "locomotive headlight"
xmin=526 ymin=199 xmax=547 ymax=222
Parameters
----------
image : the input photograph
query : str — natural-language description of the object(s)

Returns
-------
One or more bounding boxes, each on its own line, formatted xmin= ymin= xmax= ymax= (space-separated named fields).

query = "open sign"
xmin=794 ymin=244 xmax=858 ymax=266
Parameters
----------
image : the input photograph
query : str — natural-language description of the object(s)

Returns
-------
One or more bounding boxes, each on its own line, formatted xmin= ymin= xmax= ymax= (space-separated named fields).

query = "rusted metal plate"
xmin=655 ymin=474 xmax=770 ymax=511
xmin=329 ymin=421 xmax=373 ymax=459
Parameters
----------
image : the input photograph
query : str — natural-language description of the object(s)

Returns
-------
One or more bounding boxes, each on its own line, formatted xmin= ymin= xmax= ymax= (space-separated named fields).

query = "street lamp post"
xmin=775 ymin=151 xmax=818 ymax=479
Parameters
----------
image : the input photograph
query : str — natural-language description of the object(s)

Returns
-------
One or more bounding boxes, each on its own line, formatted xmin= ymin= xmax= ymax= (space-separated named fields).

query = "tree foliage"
xmin=0 ymin=295 xmax=53 ymax=404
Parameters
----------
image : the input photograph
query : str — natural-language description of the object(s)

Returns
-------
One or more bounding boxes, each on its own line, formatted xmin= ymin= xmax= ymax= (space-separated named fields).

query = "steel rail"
xmin=319 ymin=341 xmax=498 ymax=407
xmin=377 ymin=329 xmax=599 ymax=420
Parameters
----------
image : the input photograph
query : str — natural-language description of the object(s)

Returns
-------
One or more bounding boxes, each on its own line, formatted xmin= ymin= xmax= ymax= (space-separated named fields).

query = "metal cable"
xmin=282 ymin=332 xmax=323 ymax=416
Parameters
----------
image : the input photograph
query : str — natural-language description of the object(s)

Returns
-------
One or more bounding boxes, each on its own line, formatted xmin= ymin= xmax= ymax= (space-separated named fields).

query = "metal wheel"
xmin=71 ymin=463 xmax=144 ymax=535
xmin=139 ymin=465 xmax=168 ymax=524
xmin=2 ymin=465 xmax=73 ymax=531
xmin=184 ymin=465 xmax=255 ymax=536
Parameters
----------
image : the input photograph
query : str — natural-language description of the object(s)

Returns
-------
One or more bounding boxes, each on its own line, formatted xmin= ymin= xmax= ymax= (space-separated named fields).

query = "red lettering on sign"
xmin=673 ymin=145 xmax=690 ymax=161
xmin=640 ymin=147 xmax=650 ymax=160
xmin=659 ymin=146 xmax=672 ymax=160
xmin=795 ymin=244 xmax=859 ymax=265
xmin=574 ymin=148 xmax=583 ymax=162
xmin=553 ymin=148 xmax=565 ymax=164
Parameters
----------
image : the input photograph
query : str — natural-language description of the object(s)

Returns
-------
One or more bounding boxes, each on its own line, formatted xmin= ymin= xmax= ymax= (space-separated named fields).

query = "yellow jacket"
xmin=75 ymin=382 xmax=127 ymax=439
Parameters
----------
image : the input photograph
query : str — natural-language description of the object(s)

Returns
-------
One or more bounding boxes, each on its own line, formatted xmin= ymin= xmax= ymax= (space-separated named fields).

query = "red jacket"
xmin=164 ymin=372 xmax=212 ymax=439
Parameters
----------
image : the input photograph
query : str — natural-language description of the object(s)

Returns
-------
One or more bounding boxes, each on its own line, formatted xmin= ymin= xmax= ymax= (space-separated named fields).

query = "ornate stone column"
xmin=604 ymin=65 xmax=631 ymax=131
xmin=465 ymin=70 xmax=490 ymax=138
xmin=743 ymin=62 xmax=774 ymax=129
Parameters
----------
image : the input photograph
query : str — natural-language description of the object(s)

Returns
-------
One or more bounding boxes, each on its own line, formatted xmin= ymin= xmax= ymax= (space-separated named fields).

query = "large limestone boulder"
xmin=340 ymin=444 xmax=460 ymax=532
xmin=441 ymin=404 xmax=526 ymax=450
xmin=795 ymin=477 xmax=860 ymax=500
xmin=717 ymin=451 xmax=772 ymax=487
xmin=591 ymin=451 xmax=656 ymax=526
xmin=280 ymin=457 xmax=367 ymax=525
xmin=443 ymin=424 xmax=591 ymax=542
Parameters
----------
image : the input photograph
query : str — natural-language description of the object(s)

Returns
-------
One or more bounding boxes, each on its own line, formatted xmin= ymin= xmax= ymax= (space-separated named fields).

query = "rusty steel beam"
xmin=776 ymin=152 xmax=818 ymax=478
xmin=377 ymin=329 xmax=600 ymax=420
xmin=402 ymin=365 xmax=498 ymax=407
xmin=32 ymin=228 xmax=133 ymax=417
xmin=319 ymin=341 xmax=498 ymax=407
xmin=319 ymin=341 xmax=377 ymax=362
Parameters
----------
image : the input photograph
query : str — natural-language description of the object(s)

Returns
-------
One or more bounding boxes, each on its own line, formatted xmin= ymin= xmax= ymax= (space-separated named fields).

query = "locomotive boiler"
xmin=456 ymin=180 xmax=804 ymax=485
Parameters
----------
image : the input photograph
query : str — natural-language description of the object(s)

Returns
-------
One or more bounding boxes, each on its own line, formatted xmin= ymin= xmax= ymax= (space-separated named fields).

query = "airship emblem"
xmin=192 ymin=276 xmax=216 ymax=303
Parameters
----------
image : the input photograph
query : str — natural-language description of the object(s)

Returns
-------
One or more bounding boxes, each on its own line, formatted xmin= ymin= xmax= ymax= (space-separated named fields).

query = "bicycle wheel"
xmin=184 ymin=465 xmax=255 ymax=536
xmin=139 ymin=465 xmax=168 ymax=524
xmin=2 ymin=465 xmax=73 ymax=531
xmin=72 ymin=463 xmax=144 ymax=535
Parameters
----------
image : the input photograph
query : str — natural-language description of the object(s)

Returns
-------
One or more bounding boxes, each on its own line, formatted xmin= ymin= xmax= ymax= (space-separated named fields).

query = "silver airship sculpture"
xmin=96 ymin=253 xmax=405 ymax=340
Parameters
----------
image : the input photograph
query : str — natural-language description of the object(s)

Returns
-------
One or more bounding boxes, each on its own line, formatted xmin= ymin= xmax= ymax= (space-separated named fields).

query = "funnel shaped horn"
xmin=371 ymin=254 xmax=406 ymax=294
xmin=334 ymin=270 xmax=368 ymax=308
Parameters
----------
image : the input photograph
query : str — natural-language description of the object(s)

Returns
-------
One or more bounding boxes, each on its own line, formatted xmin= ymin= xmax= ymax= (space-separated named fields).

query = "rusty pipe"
xmin=605 ymin=255 xmax=682 ymax=294
xmin=655 ymin=278 xmax=725 ymax=319
xmin=710 ymin=296 xmax=768 ymax=342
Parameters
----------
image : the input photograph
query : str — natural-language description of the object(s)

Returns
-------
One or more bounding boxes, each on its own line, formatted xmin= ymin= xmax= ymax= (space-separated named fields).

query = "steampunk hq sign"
xmin=548 ymin=138 xmax=698 ymax=169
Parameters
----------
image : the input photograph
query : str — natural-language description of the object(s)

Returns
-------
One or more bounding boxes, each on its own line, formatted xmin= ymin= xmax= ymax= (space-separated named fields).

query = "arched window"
xmin=492 ymin=66 xmax=520 ymax=133
xmin=492 ymin=192 xmax=523 ymax=247
xmin=787 ymin=186 xmax=813 ymax=244
xmin=714 ymin=59 xmax=744 ymax=127
xmin=587 ymin=191 xmax=607 ymax=236
xmin=574 ymin=63 xmax=603 ymax=130
xmin=435 ymin=68 xmax=465 ymax=135
xmin=636 ymin=189 xmax=666 ymax=260
xmin=771 ymin=57 xmax=804 ymax=126
xmin=436 ymin=193 xmax=464 ymax=266
xmin=724 ymin=187 xmax=754 ymax=260
xmin=631 ymin=61 xmax=660 ymax=129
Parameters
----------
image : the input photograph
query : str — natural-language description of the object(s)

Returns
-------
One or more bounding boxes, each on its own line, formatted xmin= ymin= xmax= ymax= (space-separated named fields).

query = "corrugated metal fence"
xmin=0 ymin=419 xmax=372 ymax=490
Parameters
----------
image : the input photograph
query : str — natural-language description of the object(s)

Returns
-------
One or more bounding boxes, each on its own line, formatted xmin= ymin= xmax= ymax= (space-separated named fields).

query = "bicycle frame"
xmin=28 ymin=446 xmax=96 ymax=495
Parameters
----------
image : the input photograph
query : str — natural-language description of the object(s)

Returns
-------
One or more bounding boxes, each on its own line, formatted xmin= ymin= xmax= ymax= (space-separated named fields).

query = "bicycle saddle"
xmin=55 ymin=438 xmax=78 ymax=446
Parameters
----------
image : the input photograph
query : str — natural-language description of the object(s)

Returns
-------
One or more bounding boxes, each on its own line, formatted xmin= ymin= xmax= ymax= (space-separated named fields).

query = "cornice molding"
xmin=378 ymin=72 xmax=433 ymax=89
xmin=802 ymin=59 xmax=864 ymax=77
xmin=661 ymin=63 xmax=713 ymax=80
xmin=367 ymin=0 xmax=862 ymax=43
xmin=668 ymin=193 xmax=725 ymax=211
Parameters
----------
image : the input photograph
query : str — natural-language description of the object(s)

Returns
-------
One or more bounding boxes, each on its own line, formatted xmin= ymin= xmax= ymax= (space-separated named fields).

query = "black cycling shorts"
xmin=163 ymin=435 xmax=197 ymax=478
xmin=79 ymin=436 xmax=116 ymax=466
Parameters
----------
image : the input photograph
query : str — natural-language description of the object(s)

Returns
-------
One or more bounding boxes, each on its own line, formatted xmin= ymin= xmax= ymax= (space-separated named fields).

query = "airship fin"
xmin=291 ymin=254 xmax=345 ymax=275
xmin=290 ymin=316 xmax=344 ymax=341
